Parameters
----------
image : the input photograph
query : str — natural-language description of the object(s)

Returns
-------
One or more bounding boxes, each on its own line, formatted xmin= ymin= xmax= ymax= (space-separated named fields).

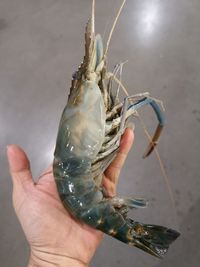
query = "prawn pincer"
xmin=53 ymin=0 xmax=180 ymax=258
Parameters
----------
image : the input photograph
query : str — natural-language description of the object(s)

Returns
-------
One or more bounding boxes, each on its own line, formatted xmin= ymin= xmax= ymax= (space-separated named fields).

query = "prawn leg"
xmin=110 ymin=197 xmax=148 ymax=209
xmin=127 ymin=97 xmax=165 ymax=157
xmin=105 ymin=95 xmax=165 ymax=157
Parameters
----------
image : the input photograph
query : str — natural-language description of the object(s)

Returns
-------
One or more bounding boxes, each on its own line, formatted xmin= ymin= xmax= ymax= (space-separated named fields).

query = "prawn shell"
xmin=54 ymin=80 xmax=106 ymax=162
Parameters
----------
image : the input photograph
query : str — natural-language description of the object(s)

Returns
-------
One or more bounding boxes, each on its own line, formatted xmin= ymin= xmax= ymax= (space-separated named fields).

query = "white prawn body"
xmin=53 ymin=0 xmax=180 ymax=258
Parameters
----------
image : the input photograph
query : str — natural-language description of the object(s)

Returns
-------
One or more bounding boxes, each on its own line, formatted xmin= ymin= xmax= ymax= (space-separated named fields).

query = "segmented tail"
xmin=76 ymin=195 xmax=180 ymax=258
xmin=114 ymin=220 xmax=180 ymax=258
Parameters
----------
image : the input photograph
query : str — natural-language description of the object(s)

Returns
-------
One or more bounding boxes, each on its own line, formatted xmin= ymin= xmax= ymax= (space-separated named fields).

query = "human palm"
xmin=7 ymin=128 xmax=133 ymax=267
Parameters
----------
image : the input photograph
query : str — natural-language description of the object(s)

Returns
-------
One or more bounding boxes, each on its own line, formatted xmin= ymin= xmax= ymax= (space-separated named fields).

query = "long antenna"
xmin=104 ymin=0 xmax=127 ymax=58
xmin=91 ymin=0 xmax=95 ymax=35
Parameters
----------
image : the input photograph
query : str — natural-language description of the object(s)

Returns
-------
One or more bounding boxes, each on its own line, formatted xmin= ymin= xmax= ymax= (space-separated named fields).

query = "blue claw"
xmin=128 ymin=97 xmax=165 ymax=158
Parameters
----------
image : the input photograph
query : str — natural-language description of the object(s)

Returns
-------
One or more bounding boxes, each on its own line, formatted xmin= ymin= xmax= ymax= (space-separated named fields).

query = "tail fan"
xmin=115 ymin=220 xmax=180 ymax=258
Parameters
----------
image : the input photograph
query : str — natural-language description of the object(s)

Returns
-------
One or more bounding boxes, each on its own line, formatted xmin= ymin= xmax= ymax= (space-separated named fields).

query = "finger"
xmin=7 ymin=145 xmax=34 ymax=189
xmin=102 ymin=177 xmax=116 ymax=197
xmin=104 ymin=127 xmax=134 ymax=184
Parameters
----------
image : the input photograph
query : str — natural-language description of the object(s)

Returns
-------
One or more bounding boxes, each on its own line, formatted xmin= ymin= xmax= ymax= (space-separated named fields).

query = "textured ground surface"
xmin=0 ymin=0 xmax=200 ymax=266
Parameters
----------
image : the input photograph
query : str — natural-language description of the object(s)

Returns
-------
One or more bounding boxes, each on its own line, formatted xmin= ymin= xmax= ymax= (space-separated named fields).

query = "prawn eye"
xmin=72 ymin=71 xmax=81 ymax=80
xmin=72 ymin=72 xmax=76 ymax=80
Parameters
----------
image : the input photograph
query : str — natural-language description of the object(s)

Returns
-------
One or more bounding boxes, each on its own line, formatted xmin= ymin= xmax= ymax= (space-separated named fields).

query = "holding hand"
xmin=7 ymin=128 xmax=134 ymax=267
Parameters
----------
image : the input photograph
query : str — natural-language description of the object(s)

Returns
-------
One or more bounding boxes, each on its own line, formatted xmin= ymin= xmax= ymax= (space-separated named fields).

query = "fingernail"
xmin=127 ymin=122 xmax=135 ymax=131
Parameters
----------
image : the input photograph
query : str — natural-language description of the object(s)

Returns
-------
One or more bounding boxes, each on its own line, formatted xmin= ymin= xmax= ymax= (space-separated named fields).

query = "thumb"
xmin=7 ymin=145 xmax=33 ymax=190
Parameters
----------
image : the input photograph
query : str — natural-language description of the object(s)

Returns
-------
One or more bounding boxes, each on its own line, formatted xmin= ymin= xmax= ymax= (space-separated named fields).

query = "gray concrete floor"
xmin=1 ymin=0 xmax=200 ymax=266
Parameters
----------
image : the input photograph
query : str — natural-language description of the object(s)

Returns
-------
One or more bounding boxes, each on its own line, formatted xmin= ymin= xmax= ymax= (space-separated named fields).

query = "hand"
xmin=7 ymin=128 xmax=134 ymax=267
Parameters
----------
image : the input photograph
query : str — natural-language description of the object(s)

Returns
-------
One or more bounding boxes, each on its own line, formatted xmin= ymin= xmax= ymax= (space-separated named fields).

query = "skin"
xmin=7 ymin=128 xmax=134 ymax=267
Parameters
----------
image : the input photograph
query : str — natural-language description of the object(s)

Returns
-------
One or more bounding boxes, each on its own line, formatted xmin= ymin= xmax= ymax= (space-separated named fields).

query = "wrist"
xmin=28 ymin=250 xmax=88 ymax=267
